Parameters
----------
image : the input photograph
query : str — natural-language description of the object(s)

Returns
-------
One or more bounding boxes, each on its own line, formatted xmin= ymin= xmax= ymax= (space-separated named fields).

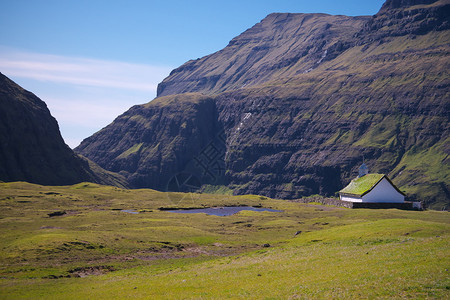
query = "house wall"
xmin=361 ymin=178 xmax=404 ymax=203
xmin=340 ymin=195 xmax=362 ymax=202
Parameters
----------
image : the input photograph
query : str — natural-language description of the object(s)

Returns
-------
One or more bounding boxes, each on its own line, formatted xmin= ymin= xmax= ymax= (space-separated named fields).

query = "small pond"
xmin=121 ymin=209 xmax=139 ymax=214
xmin=167 ymin=206 xmax=282 ymax=217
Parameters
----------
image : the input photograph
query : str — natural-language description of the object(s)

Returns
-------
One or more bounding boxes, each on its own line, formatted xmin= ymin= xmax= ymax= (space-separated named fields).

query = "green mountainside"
xmin=75 ymin=0 xmax=449 ymax=209
xmin=0 ymin=73 xmax=128 ymax=188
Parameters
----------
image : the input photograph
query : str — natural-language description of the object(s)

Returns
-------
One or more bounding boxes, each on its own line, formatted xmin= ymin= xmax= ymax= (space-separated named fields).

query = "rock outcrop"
xmin=364 ymin=0 xmax=450 ymax=38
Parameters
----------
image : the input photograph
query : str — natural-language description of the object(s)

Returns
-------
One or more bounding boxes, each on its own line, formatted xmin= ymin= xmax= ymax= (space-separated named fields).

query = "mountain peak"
xmin=361 ymin=0 xmax=450 ymax=39
xmin=156 ymin=13 xmax=369 ymax=97
xmin=379 ymin=0 xmax=447 ymax=12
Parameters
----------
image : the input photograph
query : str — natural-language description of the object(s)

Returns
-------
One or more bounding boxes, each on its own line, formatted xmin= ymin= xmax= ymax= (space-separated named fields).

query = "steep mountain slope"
xmin=76 ymin=0 xmax=450 ymax=209
xmin=0 ymin=73 xmax=128 ymax=187
xmin=76 ymin=93 xmax=221 ymax=189
xmin=157 ymin=13 xmax=369 ymax=97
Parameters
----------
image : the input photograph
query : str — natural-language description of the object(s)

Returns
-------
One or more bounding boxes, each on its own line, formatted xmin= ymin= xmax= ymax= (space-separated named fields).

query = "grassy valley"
xmin=0 ymin=182 xmax=448 ymax=298
xmin=1 ymin=0 xmax=448 ymax=298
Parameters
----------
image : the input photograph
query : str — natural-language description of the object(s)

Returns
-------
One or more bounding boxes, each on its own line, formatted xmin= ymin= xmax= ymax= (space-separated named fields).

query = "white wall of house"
xmin=361 ymin=178 xmax=404 ymax=203
xmin=340 ymin=195 xmax=362 ymax=202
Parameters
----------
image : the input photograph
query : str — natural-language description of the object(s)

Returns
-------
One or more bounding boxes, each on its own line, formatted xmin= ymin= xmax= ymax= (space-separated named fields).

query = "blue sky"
xmin=0 ymin=0 xmax=385 ymax=148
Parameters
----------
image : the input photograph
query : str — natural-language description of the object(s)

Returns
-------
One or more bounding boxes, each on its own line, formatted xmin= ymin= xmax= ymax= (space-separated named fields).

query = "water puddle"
xmin=167 ymin=206 xmax=281 ymax=216
xmin=121 ymin=209 xmax=139 ymax=214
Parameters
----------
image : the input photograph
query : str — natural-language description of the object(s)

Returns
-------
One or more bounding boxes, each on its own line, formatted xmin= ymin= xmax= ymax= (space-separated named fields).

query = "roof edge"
xmin=339 ymin=174 xmax=406 ymax=197
xmin=383 ymin=175 xmax=406 ymax=196
xmin=339 ymin=192 xmax=363 ymax=198
xmin=360 ymin=175 xmax=387 ymax=196
xmin=359 ymin=175 xmax=406 ymax=197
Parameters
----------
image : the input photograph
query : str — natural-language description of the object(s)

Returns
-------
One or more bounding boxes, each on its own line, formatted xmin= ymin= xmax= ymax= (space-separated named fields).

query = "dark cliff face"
xmin=364 ymin=0 xmax=450 ymax=38
xmin=380 ymin=0 xmax=442 ymax=11
xmin=214 ymin=40 xmax=449 ymax=204
xmin=76 ymin=0 xmax=450 ymax=209
xmin=75 ymin=94 xmax=222 ymax=189
xmin=0 ymin=73 xmax=128 ymax=187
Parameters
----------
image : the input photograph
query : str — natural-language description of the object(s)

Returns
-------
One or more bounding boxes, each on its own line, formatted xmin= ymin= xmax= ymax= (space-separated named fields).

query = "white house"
xmin=339 ymin=165 xmax=405 ymax=203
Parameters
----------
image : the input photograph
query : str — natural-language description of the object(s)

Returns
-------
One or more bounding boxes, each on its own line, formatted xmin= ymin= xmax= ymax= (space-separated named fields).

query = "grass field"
xmin=0 ymin=182 xmax=448 ymax=299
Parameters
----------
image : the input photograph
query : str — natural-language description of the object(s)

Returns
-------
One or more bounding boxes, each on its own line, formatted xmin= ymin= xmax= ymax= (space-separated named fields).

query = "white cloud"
xmin=46 ymin=96 xmax=128 ymax=127
xmin=0 ymin=46 xmax=174 ymax=148
xmin=0 ymin=46 xmax=173 ymax=92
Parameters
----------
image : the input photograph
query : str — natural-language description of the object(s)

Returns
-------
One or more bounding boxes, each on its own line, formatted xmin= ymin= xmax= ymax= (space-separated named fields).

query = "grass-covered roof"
xmin=339 ymin=173 xmax=385 ymax=196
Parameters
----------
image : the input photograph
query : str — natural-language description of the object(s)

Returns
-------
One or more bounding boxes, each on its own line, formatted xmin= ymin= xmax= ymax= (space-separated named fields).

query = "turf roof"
xmin=339 ymin=173 xmax=385 ymax=196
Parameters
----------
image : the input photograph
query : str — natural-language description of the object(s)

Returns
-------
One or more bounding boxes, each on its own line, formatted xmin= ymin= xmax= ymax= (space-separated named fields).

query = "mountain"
xmin=157 ymin=13 xmax=370 ymax=96
xmin=76 ymin=0 xmax=450 ymax=209
xmin=75 ymin=93 xmax=220 ymax=189
xmin=0 ymin=73 xmax=128 ymax=188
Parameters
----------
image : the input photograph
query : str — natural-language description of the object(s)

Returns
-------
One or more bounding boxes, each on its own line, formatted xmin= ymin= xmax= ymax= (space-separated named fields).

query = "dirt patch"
xmin=183 ymin=246 xmax=210 ymax=255
xmin=68 ymin=265 xmax=116 ymax=277
xmin=40 ymin=226 xmax=63 ymax=229
xmin=44 ymin=266 xmax=116 ymax=279
xmin=134 ymin=243 xmax=237 ymax=261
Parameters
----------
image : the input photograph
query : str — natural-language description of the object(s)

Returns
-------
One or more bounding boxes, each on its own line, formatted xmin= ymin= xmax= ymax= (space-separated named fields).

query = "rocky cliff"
xmin=0 ymin=73 xmax=128 ymax=187
xmin=76 ymin=0 xmax=450 ymax=209
xmin=76 ymin=93 xmax=222 ymax=189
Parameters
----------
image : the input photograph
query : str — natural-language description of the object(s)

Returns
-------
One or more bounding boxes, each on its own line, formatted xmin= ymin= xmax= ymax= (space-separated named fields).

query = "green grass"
xmin=353 ymin=115 xmax=403 ymax=149
xmin=116 ymin=143 xmax=143 ymax=159
xmin=390 ymin=138 xmax=450 ymax=209
xmin=0 ymin=182 xmax=448 ymax=299
xmin=199 ymin=185 xmax=234 ymax=195
xmin=339 ymin=174 xmax=384 ymax=195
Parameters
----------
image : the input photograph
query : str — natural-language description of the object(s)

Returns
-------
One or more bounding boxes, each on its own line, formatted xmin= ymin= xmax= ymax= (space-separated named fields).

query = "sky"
xmin=0 ymin=0 xmax=385 ymax=148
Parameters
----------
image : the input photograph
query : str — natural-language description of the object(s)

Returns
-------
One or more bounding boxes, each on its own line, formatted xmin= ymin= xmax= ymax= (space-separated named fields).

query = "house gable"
xmin=361 ymin=177 xmax=405 ymax=203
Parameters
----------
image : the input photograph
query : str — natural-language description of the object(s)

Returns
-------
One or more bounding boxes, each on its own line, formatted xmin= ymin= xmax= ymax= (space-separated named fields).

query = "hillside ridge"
xmin=156 ymin=12 xmax=369 ymax=97
xmin=0 ymin=73 xmax=128 ymax=187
